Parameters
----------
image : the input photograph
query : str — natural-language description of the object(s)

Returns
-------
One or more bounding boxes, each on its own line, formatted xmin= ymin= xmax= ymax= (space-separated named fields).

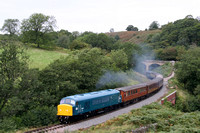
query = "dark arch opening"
xmin=149 ymin=64 xmax=160 ymax=71
xmin=135 ymin=63 xmax=146 ymax=74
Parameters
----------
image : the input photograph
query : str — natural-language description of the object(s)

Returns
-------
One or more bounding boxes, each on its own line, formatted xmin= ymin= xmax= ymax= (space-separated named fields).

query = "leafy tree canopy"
xmin=149 ymin=21 xmax=160 ymax=30
xmin=78 ymin=32 xmax=116 ymax=50
xmin=126 ymin=25 xmax=139 ymax=31
xmin=1 ymin=19 xmax=20 ymax=36
xmin=20 ymin=13 xmax=56 ymax=47
xmin=175 ymin=47 xmax=200 ymax=94
xmin=0 ymin=41 xmax=28 ymax=116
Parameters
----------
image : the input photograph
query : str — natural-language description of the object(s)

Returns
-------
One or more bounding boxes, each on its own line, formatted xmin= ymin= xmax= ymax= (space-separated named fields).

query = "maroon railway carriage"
xmin=116 ymin=77 xmax=163 ymax=104
xmin=116 ymin=83 xmax=148 ymax=103
xmin=146 ymin=77 xmax=163 ymax=94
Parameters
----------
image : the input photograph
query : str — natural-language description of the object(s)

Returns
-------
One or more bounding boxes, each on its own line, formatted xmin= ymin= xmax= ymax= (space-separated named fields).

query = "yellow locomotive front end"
xmin=57 ymin=104 xmax=73 ymax=116
xmin=57 ymin=98 xmax=76 ymax=123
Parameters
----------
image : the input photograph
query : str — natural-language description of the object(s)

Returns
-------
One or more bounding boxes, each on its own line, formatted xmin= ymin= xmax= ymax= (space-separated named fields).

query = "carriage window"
xmin=128 ymin=91 xmax=130 ymax=96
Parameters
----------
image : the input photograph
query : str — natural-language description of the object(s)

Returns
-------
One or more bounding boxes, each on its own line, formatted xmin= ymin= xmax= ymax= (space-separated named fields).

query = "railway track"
xmin=24 ymin=124 xmax=67 ymax=133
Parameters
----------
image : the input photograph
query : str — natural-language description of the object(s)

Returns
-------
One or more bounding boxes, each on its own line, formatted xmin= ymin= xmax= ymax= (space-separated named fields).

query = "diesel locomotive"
xmin=57 ymin=71 xmax=163 ymax=123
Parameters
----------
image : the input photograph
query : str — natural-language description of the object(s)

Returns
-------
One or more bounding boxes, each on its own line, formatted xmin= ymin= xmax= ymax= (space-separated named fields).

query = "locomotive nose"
xmin=57 ymin=104 xmax=73 ymax=116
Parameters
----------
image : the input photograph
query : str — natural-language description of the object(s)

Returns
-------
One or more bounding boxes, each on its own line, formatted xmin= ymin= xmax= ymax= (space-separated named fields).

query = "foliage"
xmin=175 ymin=47 xmax=200 ymax=94
xmin=153 ymin=62 xmax=173 ymax=77
xmin=78 ymin=32 xmax=116 ymax=50
xmin=22 ymin=106 xmax=57 ymax=127
xmin=20 ymin=13 xmax=56 ymax=48
xmin=149 ymin=21 xmax=159 ymax=30
xmin=0 ymin=117 xmax=17 ymax=132
xmin=1 ymin=19 xmax=20 ymax=36
xmin=114 ymin=35 xmax=120 ymax=40
xmin=69 ymin=40 xmax=90 ymax=50
xmin=126 ymin=25 xmax=139 ymax=31
xmin=0 ymin=41 xmax=28 ymax=116
xmin=149 ymin=16 xmax=200 ymax=49
xmin=39 ymin=48 xmax=115 ymax=105
xmin=109 ymin=50 xmax=128 ymax=71
xmin=56 ymin=35 xmax=70 ymax=48
xmin=82 ymin=103 xmax=200 ymax=133
xmin=155 ymin=46 xmax=186 ymax=60
xmin=118 ymin=42 xmax=142 ymax=68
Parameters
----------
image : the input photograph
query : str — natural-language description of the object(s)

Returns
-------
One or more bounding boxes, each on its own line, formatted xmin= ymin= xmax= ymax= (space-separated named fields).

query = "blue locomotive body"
xmin=57 ymin=89 xmax=121 ymax=117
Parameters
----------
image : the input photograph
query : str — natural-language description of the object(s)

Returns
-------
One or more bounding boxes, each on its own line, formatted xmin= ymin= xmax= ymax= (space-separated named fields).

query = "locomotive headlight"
xmin=76 ymin=107 xmax=78 ymax=110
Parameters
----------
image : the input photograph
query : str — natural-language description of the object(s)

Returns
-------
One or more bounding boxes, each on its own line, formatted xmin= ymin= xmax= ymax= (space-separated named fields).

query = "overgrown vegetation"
xmin=79 ymin=103 xmax=200 ymax=133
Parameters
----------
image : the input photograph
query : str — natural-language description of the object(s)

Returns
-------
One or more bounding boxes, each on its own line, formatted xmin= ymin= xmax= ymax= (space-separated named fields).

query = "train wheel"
xmin=60 ymin=116 xmax=70 ymax=124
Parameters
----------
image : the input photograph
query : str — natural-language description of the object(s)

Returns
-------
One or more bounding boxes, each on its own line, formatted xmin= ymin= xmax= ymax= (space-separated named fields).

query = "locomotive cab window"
xmin=60 ymin=98 xmax=76 ymax=105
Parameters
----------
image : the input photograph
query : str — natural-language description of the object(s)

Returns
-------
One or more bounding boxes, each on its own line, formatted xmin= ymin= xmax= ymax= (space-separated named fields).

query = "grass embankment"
xmin=78 ymin=103 xmax=200 ymax=133
xmin=26 ymin=47 xmax=68 ymax=70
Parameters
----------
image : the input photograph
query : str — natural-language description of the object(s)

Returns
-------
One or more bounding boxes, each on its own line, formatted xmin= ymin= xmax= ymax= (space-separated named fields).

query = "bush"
xmin=22 ymin=106 xmax=57 ymax=127
xmin=0 ymin=117 xmax=17 ymax=132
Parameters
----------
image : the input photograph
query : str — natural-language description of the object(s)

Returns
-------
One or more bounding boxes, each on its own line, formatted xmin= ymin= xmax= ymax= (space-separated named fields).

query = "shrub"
xmin=0 ymin=117 xmax=17 ymax=132
xmin=22 ymin=106 xmax=57 ymax=127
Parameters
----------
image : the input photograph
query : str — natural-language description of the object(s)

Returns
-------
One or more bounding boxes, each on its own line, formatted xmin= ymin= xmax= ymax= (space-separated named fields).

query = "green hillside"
xmin=107 ymin=29 xmax=161 ymax=44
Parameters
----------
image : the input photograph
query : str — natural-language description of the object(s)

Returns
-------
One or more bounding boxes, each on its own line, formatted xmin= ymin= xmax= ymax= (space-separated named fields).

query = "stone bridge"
xmin=142 ymin=60 xmax=174 ymax=71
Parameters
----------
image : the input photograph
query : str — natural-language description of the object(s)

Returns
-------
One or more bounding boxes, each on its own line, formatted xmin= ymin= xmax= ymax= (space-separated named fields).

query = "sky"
xmin=0 ymin=0 xmax=199 ymax=33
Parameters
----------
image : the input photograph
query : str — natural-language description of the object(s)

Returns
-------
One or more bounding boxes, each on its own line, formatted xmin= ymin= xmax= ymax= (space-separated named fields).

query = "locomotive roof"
xmin=62 ymin=89 xmax=119 ymax=102
xmin=116 ymin=83 xmax=147 ymax=92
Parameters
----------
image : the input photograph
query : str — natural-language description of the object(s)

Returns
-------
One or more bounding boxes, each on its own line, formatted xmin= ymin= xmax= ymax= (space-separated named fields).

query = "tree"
xmin=57 ymin=35 xmax=71 ymax=48
xmin=117 ymin=42 xmax=142 ymax=68
xmin=114 ymin=35 xmax=120 ymax=40
xmin=79 ymin=33 xmax=115 ymax=50
xmin=110 ymin=28 xmax=114 ymax=33
xmin=110 ymin=50 xmax=128 ymax=71
xmin=175 ymin=47 xmax=200 ymax=94
xmin=1 ymin=19 xmax=20 ymax=36
xmin=68 ymin=40 xmax=90 ymax=50
xmin=126 ymin=25 xmax=139 ymax=31
xmin=149 ymin=21 xmax=159 ymax=30
xmin=21 ymin=13 xmax=56 ymax=48
xmin=0 ymin=41 xmax=28 ymax=115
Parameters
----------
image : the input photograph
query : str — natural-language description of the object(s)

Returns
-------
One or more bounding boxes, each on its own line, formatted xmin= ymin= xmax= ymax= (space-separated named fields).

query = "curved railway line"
xmin=25 ymin=71 xmax=174 ymax=133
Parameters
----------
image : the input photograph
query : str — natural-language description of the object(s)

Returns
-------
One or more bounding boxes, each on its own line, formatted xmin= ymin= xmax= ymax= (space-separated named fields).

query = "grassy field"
xmin=26 ymin=47 xmax=68 ymax=70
